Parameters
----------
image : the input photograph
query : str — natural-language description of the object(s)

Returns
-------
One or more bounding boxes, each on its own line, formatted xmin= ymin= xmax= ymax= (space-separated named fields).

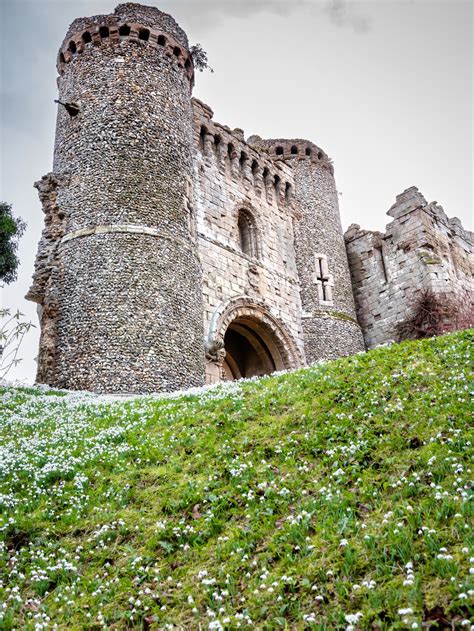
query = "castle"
xmin=26 ymin=3 xmax=474 ymax=394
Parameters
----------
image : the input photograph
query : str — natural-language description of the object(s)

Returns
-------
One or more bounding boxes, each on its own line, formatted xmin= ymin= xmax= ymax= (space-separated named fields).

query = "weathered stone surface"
xmin=28 ymin=2 xmax=205 ymax=393
xmin=345 ymin=187 xmax=474 ymax=348
xmin=26 ymin=4 xmax=472 ymax=393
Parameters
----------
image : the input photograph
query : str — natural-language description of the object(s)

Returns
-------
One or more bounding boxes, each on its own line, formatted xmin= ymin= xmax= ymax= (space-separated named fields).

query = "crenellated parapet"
xmin=249 ymin=137 xmax=333 ymax=175
xmin=192 ymin=99 xmax=296 ymax=212
xmin=57 ymin=3 xmax=194 ymax=86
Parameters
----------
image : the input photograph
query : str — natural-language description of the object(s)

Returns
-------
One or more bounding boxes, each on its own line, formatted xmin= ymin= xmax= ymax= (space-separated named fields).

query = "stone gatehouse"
xmin=26 ymin=3 xmax=473 ymax=393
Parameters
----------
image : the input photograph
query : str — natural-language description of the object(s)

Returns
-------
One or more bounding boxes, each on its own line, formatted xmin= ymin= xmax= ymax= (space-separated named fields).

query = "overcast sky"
xmin=1 ymin=0 xmax=472 ymax=384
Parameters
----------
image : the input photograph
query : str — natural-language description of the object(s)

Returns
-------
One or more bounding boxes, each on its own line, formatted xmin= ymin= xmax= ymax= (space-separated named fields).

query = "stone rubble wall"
xmin=192 ymin=99 xmax=305 ymax=371
xmin=345 ymin=186 xmax=474 ymax=348
xmin=252 ymin=138 xmax=365 ymax=362
xmin=28 ymin=3 xmax=205 ymax=393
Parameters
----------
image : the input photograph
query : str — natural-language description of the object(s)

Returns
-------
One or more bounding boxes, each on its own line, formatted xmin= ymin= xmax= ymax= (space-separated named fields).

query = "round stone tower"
xmin=27 ymin=3 xmax=205 ymax=393
xmin=254 ymin=139 xmax=365 ymax=362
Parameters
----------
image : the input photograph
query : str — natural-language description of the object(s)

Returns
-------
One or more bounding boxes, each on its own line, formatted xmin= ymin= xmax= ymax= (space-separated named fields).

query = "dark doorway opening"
xmin=222 ymin=321 xmax=276 ymax=380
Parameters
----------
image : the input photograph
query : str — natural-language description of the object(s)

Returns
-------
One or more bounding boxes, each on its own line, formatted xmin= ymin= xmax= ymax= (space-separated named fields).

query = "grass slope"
xmin=1 ymin=331 xmax=473 ymax=630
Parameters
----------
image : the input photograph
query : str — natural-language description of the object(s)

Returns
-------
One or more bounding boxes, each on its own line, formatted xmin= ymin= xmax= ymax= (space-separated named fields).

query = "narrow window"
xmin=157 ymin=35 xmax=166 ymax=46
xmin=82 ymin=31 xmax=92 ymax=44
xmin=199 ymin=126 xmax=207 ymax=151
xmin=68 ymin=40 xmax=77 ymax=54
xmin=305 ymin=147 xmax=312 ymax=156
xmin=375 ymin=246 xmax=388 ymax=283
xmin=173 ymin=46 xmax=181 ymax=57
xmin=314 ymin=254 xmax=334 ymax=303
xmin=139 ymin=28 xmax=150 ymax=41
xmin=290 ymin=145 xmax=298 ymax=155
xmin=317 ymin=151 xmax=323 ymax=159
xmin=285 ymin=182 xmax=292 ymax=203
xmin=251 ymin=159 xmax=259 ymax=178
xmin=238 ymin=210 xmax=258 ymax=258
xmin=119 ymin=24 xmax=130 ymax=37
xmin=99 ymin=26 xmax=109 ymax=39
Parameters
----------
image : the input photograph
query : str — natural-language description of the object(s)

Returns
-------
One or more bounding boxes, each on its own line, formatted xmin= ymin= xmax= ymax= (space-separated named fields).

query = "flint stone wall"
xmin=28 ymin=2 xmax=205 ymax=393
xmin=252 ymin=138 xmax=365 ymax=362
xmin=345 ymin=186 xmax=474 ymax=348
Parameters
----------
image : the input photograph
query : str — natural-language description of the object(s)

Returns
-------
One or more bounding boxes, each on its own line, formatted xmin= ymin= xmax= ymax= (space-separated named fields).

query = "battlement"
xmin=28 ymin=2 xmax=470 ymax=395
xmin=192 ymin=99 xmax=296 ymax=210
xmin=58 ymin=3 xmax=194 ymax=84
xmin=249 ymin=137 xmax=333 ymax=174
xmin=345 ymin=187 xmax=474 ymax=348
xmin=346 ymin=186 xmax=473 ymax=253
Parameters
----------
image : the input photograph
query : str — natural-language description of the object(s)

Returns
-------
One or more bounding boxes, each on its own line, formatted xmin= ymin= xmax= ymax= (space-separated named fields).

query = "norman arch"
xmin=205 ymin=297 xmax=303 ymax=383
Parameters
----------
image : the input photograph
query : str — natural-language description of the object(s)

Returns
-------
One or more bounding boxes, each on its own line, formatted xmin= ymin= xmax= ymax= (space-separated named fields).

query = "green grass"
xmin=1 ymin=330 xmax=473 ymax=629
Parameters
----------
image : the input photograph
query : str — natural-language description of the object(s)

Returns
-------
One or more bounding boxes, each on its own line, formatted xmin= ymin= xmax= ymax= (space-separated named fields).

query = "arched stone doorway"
xmin=205 ymin=297 xmax=303 ymax=384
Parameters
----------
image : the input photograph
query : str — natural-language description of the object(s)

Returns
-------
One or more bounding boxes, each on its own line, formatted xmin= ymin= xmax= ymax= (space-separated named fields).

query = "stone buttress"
xmin=26 ymin=3 xmax=205 ymax=393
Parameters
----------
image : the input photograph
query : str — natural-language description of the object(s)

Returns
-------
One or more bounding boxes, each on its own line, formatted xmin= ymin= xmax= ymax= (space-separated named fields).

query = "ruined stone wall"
xmin=253 ymin=139 xmax=365 ymax=362
xmin=345 ymin=186 xmax=474 ymax=348
xmin=27 ymin=3 xmax=205 ymax=393
xmin=192 ymin=100 xmax=305 ymax=380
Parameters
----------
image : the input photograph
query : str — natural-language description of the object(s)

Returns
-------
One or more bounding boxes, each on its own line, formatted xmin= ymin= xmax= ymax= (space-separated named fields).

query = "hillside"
xmin=1 ymin=331 xmax=473 ymax=630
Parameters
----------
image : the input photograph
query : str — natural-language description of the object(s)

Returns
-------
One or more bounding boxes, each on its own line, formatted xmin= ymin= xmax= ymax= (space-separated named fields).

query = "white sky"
xmin=1 ymin=0 xmax=472 ymax=384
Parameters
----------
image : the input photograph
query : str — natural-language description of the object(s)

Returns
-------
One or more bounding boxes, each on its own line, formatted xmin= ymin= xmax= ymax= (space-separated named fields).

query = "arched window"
xmin=290 ymin=145 xmax=298 ymax=155
xmin=119 ymin=24 xmax=130 ymax=37
xmin=99 ymin=26 xmax=109 ymax=39
xmin=238 ymin=209 xmax=258 ymax=258
xmin=275 ymin=146 xmax=284 ymax=155
xmin=139 ymin=28 xmax=150 ymax=41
